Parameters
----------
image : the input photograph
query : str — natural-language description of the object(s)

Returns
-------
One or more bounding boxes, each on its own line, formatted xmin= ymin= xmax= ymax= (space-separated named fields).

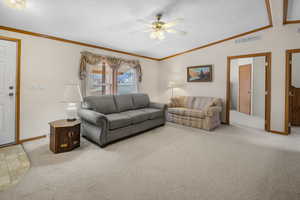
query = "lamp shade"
xmin=62 ymin=84 xmax=82 ymax=103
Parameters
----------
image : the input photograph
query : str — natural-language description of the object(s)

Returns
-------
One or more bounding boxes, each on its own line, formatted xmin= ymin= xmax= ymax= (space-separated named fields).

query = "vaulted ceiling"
xmin=0 ymin=0 xmax=273 ymax=60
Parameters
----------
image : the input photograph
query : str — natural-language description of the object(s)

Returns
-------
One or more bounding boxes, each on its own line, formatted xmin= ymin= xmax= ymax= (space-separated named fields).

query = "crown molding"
xmin=0 ymin=26 xmax=160 ymax=61
xmin=0 ymin=0 xmax=273 ymax=62
xmin=283 ymin=0 xmax=300 ymax=24
xmin=159 ymin=25 xmax=272 ymax=61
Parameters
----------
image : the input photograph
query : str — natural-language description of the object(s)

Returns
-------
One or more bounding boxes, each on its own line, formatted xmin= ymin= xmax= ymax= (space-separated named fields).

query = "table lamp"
xmin=62 ymin=84 xmax=82 ymax=121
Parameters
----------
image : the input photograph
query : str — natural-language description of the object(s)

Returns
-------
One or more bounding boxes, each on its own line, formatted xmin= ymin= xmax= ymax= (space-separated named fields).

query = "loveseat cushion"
xmin=106 ymin=113 xmax=132 ymax=130
xmin=193 ymin=97 xmax=221 ymax=110
xmin=84 ymin=95 xmax=118 ymax=114
xmin=140 ymin=108 xmax=164 ymax=119
xmin=122 ymin=110 xmax=149 ymax=124
xmin=132 ymin=93 xmax=150 ymax=109
xmin=168 ymin=107 xmax=205 ymax=119
xmin=114 ymin=94 xmax=134 ymax=112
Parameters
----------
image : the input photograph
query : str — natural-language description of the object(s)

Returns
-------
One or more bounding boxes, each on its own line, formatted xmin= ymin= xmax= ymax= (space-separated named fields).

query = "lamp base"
xmin=66 ymin=103 xmax=77 ymax=122
xmin=67 ymin=118 xmax=76 ymax=122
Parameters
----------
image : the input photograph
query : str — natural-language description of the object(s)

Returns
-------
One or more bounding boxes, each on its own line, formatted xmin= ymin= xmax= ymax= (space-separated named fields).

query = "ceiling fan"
xmin=139 ymin=14 xmax=187 ymax=40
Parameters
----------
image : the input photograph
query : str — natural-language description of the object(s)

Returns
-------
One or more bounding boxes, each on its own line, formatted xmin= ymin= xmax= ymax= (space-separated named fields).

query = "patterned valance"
xmin=79 ymin=51 xmax=142 ymax=82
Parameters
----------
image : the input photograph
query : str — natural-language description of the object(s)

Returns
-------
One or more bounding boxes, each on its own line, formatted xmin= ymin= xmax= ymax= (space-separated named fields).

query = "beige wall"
xmin=0 ymin=30 xmax=160 ymax=140
xmin=157 ymin=0 xmax=300 ymax=132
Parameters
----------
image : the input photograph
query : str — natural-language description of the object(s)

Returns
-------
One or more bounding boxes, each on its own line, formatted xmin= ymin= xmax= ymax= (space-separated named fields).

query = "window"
xmin=117 ymin=66 xmax=138 ymax=94
xmin=87 ymin=63 xmax=113 ymax=96
xmin=86 ymin=63 xmax=138 ymax=95
xmin=89 ymin=68 xmax=103 ymax=92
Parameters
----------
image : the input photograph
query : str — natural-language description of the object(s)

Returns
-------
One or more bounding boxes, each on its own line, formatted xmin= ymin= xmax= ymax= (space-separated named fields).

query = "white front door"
xmin=0 ymin=39 xmax=17 ymax=146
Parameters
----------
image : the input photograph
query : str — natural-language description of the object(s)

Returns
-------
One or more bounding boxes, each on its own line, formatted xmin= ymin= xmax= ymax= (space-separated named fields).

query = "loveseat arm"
xmin=149 ymin=102 xmax=168 ymax=111
xmin=78 ymin=109 xmax=107 ymax=126
xmin=205 ymin=106 xmax=222 ymax=117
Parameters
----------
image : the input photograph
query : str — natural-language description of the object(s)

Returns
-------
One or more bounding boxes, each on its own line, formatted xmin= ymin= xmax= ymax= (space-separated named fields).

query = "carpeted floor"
xmin=1 ymin=123 xmax=300 ymax=200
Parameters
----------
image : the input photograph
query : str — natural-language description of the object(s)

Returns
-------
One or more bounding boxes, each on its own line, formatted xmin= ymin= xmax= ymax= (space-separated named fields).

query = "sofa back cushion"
xmin=170 ymin=96 xmax=194 ymax=108
xmin=170 ymin=96 xmax=222 ymax=110
xmin=132 ymin=93 xmax=150 ymax=109
xmin=114 ymin=94 xmax=134 ymax=112
xmin=183 ymin=96 xmax=195 ymax=109
xmin=193 ymin=96 xmax=222 ymax=110
xmin=83 ymin=95 xmax=118 ymax=114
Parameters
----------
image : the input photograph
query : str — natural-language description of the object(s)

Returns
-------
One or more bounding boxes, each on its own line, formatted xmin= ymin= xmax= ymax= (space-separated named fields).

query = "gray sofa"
xmin=78 ymin=93 xmax=167 ymax=147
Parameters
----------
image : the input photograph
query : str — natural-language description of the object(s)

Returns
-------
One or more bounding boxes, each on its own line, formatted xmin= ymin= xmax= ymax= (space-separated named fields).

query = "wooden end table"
xmin=49 ymin=119 xmax=81 ymax=153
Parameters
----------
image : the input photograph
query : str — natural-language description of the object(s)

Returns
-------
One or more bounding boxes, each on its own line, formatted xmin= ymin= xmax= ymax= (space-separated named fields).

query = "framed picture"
xmin=187 ymin=65 xmax=213 ymax=82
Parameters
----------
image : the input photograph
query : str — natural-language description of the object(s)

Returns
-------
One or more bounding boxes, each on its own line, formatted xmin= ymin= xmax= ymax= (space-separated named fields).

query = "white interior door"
xmin=0 ymin=39 xmax=17 ymax=146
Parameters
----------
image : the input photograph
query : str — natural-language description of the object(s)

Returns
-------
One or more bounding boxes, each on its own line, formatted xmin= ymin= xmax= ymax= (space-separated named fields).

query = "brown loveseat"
xmin=167 ymin=96 xmax=223 ymax=131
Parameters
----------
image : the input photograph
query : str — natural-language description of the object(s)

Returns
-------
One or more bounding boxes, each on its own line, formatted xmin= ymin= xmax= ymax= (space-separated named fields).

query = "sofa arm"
xmin=205 ymin=106 xmax=222 ymax=117
xmin=78 ymin=109 xmax=107 ymax=126
xmin=149 ymin=102 xmax=168 ymax=111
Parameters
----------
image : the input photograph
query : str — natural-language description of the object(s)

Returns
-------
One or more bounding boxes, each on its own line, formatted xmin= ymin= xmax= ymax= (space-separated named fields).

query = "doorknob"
xmin=8 ymin=92 xmax=14 ymax=97
xmin=9 ymin=86 xmax=14 ymax=90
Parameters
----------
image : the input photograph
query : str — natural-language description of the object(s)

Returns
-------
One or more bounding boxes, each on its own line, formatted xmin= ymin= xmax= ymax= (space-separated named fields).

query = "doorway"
xmin=0 ymin=36 xmax=21 ymax=146
xmin=239 ymin=64 xmax=252 ymax=115
xmin=226 ymin=53 xmax=271 ymax=131
xmin=285 ymin=49 xmax=300 ymax=135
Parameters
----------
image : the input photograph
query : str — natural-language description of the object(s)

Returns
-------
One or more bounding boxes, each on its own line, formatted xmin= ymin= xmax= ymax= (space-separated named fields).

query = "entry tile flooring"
xmin=0 ymin=145 xmax=30 ymax=191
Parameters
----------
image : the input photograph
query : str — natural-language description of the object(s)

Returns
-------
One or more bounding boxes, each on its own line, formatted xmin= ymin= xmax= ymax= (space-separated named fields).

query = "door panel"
xmin=239 ymin=64 xmax=252 ymax=115
xmin=291 ymin=87 xmax=300 ymax=126
xmin=0 ymin=40 xmax=17 ymax=146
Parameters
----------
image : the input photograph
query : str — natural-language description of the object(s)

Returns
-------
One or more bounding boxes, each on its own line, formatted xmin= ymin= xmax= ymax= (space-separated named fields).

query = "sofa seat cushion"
xmin=140 ymin=108 xmax=164 ymax=119
xmin=122 ymin=110 xmax=149 ymax=124
xmin=168 ymin=107 xmax=205 ymax=119
xmin=106 ymin=113 xmax=132 ymax=130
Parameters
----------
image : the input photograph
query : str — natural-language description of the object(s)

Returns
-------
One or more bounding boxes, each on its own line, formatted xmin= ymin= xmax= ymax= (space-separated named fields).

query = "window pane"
xmin=117 ymin=68 xmax=137 ymax=94
xmin=87 ymin=66 xmax=103 ymax=96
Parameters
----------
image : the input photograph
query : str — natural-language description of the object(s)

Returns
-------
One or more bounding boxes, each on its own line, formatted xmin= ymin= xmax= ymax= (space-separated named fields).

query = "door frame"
xmin=0 ymin=35 xmax=21 ymax=145
xmin=285 ymin=49 xmax=300 ymax=134
xmin=226 ymin=52 xmax=271 ymax=132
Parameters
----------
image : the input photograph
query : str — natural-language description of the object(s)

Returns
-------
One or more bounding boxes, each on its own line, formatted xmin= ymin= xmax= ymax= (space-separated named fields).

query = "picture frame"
xmin=187 ymin=65 xmax=213 ymax=82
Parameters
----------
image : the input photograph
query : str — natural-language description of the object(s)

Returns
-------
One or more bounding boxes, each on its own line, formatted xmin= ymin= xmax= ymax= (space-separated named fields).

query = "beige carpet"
xmin=1 ymin=123 xmax=300 ymax=200
xmin=0 ymin=145 xmax=30 ymax=191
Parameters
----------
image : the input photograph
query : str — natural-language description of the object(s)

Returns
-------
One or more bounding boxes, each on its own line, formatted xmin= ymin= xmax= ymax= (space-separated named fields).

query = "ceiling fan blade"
xmin=137 ymin=19 xmax=153 ymax=27
xmin=143 ymin=29 xmax=153 ymax=33
xmin=166 ymin=29 xmax=187 ymax=35
xmin=163 ymin=18 xmax=184 ymax=28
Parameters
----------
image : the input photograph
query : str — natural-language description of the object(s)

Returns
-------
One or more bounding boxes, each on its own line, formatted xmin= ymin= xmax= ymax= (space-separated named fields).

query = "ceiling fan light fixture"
xmin=139 ymin=13 xmax=186 ymax=40
xmin=4 ymin=0 xmax=26 ymax=10
xmin=150 ymin=30 xmax=165 ymax=40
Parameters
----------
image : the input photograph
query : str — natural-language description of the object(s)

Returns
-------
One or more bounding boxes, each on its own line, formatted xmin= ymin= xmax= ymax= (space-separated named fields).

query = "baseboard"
xmin=19 ymin=135 xmax=47 ymax=143
xmin=269 ymin=130 xmax=289 ymax=135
